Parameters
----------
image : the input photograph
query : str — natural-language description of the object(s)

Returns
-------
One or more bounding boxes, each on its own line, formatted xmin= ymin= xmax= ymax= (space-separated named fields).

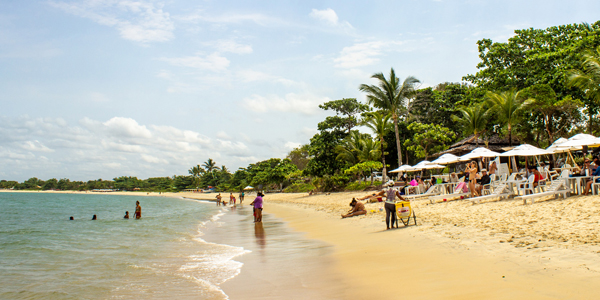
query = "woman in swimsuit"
xmin=466 ymin=161 xmax=479 ymax=197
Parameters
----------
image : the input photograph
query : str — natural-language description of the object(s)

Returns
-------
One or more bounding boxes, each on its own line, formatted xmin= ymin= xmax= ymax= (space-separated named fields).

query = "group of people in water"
xmin=216 ymin=191 xmax=264 ymax=222
xmin=69 ymin=201 xmax=142 ymax=220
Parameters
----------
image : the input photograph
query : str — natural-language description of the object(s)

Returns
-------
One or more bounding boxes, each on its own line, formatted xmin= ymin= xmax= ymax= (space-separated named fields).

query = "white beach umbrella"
xmin=405 ymin=161 xmax=430 ymax=171
xmin=458 ymin=147 xmax=501 ymax=161
xmin=389 ymin=165 xmax=415 ymax=173
xmin=431 ymin=153 xmax=460 ymax=165
xmin=243 ymin=186 xmax=254 ymax=190
xmin=500 ymin=144 xmax=554 ymax=157
xmin=546 ymin=137 xmax=569 ymax=153
xmin=422 ymin=163 xmax=447 ymax=169
xmin=552 ymin=133 xmax=600 ymax=151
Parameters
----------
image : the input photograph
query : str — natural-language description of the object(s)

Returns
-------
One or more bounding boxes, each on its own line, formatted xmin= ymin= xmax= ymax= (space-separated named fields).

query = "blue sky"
xmin=1 ymin=0 xmax=599 ymax=181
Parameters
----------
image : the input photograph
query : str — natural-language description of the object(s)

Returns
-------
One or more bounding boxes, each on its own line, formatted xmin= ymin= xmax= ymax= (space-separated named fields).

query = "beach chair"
xmin=591 ymin=176 xmax=600 ymax=195
xmin=428 ymin=182 xmax=470 ymax=204
xmin=517 ymin=175 xmax=536 ymax=196
xmin=395 ymin=201 xmax=417 ymax=226
xmin=403 ymin=184 xmax=444 ymax=201
xmin=480 ymin=174 xmax=497 ymax=196
xmin=515 ymin=171 xmax=571 ymax=204
xmin=470 ymin=183 xmax=511 ymax=204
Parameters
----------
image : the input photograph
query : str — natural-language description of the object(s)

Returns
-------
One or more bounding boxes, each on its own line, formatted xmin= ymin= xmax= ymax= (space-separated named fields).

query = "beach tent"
xmin=243 ymin=186 xmax=254 ymax=190
xmin=431 ymin=153 xmax=460 ymax=165
xmin=458 ymin=147 xmax=501 ymax=161
xmin=389 ymin=165 xmax=415 ymax=173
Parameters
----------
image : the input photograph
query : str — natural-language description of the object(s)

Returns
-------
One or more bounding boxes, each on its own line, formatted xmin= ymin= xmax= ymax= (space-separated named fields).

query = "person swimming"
xmin=69 ymin=216 xmax=74 ymax=220
xmin=124 ymin=211 xmax=129 ymax=219
xmin=92 ymin=214 xmax=97 ymax=220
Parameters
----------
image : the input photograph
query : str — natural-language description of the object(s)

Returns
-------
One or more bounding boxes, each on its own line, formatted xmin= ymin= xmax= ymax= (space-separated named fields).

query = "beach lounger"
xmin=470 ymin=183 xmax=511 ymax=204
xmin=404 ymin=184 xmax=444 ymax=201
xmin=516 ymin=170 xmax=571 ymax=204
xmin=428 ymin=183 xmax=469 ymax=204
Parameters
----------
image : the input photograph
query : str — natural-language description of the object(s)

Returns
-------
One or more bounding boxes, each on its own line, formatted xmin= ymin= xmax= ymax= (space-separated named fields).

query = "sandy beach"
xmin=8 ymin=189 xmax=600 ymax=299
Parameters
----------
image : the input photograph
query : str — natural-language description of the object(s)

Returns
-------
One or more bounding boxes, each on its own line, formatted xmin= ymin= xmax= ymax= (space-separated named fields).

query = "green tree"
xmin=362 ymin=111 xmax=391 ymax=181
xmin=568 ymin=45 xmax=600 ymax=133
xmin=318 ymin=98 xmax=370 ymax=133
xmin=344 ymin=161 xmax=383 ymax=185
xmin=452 ymin=103 xmax=489 ymax=146
xmin=519 ymin=84 xmax=584 ymax=142
xmin=403 ymin=123 xmax=455 ymax=159
xmin=286 ymin=144 xmax=311 ymax=170
xmin=359 ymin=68 xmax=420 ymax=166
xmin=486 ymin=90 xmax=530 ymax=146
xmin=42 ymin=178 xmax=58 ymax=190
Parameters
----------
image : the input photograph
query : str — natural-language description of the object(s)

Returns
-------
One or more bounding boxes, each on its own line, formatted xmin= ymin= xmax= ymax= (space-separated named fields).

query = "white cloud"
xmin=209 ymin=39 xmax=253 ymax=54
xmin=50 ymin=0 xmax=174 ymax=43
xmin=242 ymin=93 xmax=330 ymax=115
xmin=216 ymin=131 xmax=232 ymax=140
xmin=176 ymin=11 xmax=279 ymax=26
xmin=22 ymin=140 xmax=54 ymax=152
xmin=236 ymin=70 xmax=299 ymax=86
xmin=334 ymin=40 xmax=403 ymax=69
xmin=103 ymin=117 xmax=152 ymax=139
xmin=141 ymin=154 xmax=168 ymax=164
xmin=284 ymin=141 xmax=301 ymax=149
xmin=160 ymin=52 xmax=230 ymax=71
xmin=309 ymin=8 xmax=353 ymax=29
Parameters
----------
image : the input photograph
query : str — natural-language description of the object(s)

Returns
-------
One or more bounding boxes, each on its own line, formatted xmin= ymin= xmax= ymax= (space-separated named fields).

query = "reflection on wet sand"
xmin=254 ymin=222 xmax=266 ymax=249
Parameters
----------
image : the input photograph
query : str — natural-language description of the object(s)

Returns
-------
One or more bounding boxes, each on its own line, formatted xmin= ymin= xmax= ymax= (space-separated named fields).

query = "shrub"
xmin=284 ymin=182 xmax=316 ymax=193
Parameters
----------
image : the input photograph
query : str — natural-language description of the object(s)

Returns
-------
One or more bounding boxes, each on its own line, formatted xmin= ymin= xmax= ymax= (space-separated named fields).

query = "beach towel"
xmin=455 ymin=182 xmax=469 ymax=193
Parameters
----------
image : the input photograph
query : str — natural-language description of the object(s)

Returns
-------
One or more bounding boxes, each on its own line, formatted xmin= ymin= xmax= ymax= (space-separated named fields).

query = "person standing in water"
xmin=230 ymin=193 xmax=235 ymax=205
xmin=216 ymin=193 xmax=222 ymax=206
xmin=134 ymin=201 xmax=142 ymax=219
xmin=124 ymin=211 xmax=129 ymax=219
xmin=92 ymin=215 xmax=97 ymax=220
xmin=250 ymin=192 xmax=264 ymax=222
xmin=239 ymin=191 xmax=245 ymax=204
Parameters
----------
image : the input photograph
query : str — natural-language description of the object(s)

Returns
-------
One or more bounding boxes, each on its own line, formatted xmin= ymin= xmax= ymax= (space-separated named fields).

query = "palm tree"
xmin=202 ymin=158 xmax=217 ymax=178
xmin=359 ymin=68 xmax=420 ymax=166
xmin=567 ymin=45 xmax=600 ymax=133
xmin=362 ymin=111 xmax=391 ymax=182
xmin=485 ymin=90 xmax=529 ymax=146
xmin=452 ymin=103 xmax=489 ymax=146
xmin=335 ymin=131 xmax=363 ymax=164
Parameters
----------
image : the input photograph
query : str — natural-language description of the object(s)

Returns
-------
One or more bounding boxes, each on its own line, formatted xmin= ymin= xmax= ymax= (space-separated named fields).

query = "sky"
xmin=1 ymin=0 xmax=599 ymax=182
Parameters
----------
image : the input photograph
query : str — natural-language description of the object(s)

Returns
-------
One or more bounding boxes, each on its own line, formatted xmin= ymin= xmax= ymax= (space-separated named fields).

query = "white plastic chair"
xmin=517 ymin=175 xmax=536 ymax=196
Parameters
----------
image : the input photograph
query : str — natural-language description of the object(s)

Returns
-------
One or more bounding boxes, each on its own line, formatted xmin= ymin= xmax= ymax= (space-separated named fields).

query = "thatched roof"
xmin=430 ymin=134 xmax=520 ymax=158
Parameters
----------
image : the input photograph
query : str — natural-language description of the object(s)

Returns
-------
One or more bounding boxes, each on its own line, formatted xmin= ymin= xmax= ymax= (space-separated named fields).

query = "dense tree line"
xmin=4 ymin=21 xmax=600 ymax=193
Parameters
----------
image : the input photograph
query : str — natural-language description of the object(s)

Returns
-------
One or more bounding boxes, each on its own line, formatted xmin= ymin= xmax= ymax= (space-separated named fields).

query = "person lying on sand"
xmin=356 ymin=190 xmax=385 ymax=202
xmin=341 ymin=198 xmax=366 ymax=218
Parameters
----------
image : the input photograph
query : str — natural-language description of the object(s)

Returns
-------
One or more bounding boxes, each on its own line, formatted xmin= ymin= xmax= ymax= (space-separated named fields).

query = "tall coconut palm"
xmin=485 ymin=90 xmax=529 ymax=146
xmin=567 ymin=45 xmax=600 ymax=133
xmin=359 ymin=68 xmax=420 ymax=166
xmin=451 ymin=103 xmax=489 ymax=147
xmin=334 ymin=131 xmax=363 ymax=164
xmin=362 ymin=111 xmax=391 ymax=182
xmin=202 ymin=158 xmax=217 ymax=178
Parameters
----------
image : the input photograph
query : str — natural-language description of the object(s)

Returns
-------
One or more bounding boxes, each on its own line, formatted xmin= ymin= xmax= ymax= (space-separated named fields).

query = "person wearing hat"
xmin=475 ymin=169 xmax=491 ymax=195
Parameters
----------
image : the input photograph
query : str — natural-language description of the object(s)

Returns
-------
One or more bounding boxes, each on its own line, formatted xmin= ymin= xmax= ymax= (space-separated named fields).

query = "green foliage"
xmin=312 ymin=174 xmax=351 ymax=192
xmin=286 ymin=144 xmax=311 ymax=170
xmin=451 ymin=103 xmax=490 ymax=140
xmin=359 ymin=68 xmax=420 ymax=165
xmin=345 ymin=180 xmax=382 ymax=191
xmin=283 ymin=182 xmax=316 ymax=193
xmin=403 ymin=123 xmax=455 ymax=158
xmin=318 ymin=98 xmax=370 ymax=133
xmin=304 ymin=130 xmax=347 ymax=177
xmin=113 ymin=176 xmax=143 ymax=191
xmin=0 ymin=180 xmax=18 ymax=189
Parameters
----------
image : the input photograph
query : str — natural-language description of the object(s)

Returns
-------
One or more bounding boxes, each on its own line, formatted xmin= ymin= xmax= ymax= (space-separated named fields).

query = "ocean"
xmin=0 ymin=192 xmax=343 ymax=300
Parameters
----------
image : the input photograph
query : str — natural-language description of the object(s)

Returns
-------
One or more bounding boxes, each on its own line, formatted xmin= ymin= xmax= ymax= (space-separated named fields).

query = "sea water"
xmin=0 ymin=192 xmax=246 ymax=300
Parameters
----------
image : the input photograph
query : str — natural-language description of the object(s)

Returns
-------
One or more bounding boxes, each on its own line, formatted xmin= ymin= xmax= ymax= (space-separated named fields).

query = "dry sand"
xmin=7 ymin=189 xmax=600 ymax=298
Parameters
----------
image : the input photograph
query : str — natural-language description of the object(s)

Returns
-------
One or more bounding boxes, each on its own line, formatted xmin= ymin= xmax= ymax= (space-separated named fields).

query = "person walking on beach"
xmin=250 ymin=192 xmax=264 ymax=222
xmin=216 ymin=193 xmax=222 ymax=206
xmin=385 ymin=186 xmax=404 ymax=230
xmin=134 ymin=201 xmax=142 ymax=219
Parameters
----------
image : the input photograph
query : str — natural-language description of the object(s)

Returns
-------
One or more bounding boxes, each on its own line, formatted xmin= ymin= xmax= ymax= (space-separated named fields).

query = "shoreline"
xmin=6 ymin=190 xmax=600 ymax=298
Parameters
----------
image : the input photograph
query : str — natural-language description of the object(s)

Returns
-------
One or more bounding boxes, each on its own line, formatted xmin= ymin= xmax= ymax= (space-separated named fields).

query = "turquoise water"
xmin=0 ymin=192 xmax=245 ymax=300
